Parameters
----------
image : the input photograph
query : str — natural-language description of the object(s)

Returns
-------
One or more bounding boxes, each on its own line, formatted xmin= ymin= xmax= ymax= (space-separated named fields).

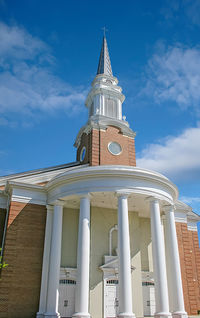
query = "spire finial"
xmin=97 ymin=30 xmax=113 ymax=77
xmin=102 ymin=26 xmax=108 ymax=37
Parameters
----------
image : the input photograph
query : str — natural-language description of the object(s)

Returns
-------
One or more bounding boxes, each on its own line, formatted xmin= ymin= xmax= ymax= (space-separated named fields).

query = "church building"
xmin=0 ymin=36 xmax=200 ymax=318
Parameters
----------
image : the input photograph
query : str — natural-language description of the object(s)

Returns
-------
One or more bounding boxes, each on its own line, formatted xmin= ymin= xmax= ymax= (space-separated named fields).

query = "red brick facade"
xmin=77 ymin=126 xmax=136 ymax=166
xmin=0 ymin=202 xmax=46 ymax=318
xmin=176 ymin=222 xmax=200 ymax=315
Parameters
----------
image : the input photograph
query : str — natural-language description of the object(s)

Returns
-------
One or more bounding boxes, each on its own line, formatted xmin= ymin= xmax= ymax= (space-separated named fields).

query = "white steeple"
xmin=74 ymin=35 xmax=136 ymax=149
xmin=85 ymin=35 xmax=125 ymax=121
xmin=97 ymin=36 xmax=113 ymax=77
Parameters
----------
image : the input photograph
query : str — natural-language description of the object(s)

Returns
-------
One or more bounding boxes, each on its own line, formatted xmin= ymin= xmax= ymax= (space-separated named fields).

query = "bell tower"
xmin=74 ymin=36 xmax=136 ymax=166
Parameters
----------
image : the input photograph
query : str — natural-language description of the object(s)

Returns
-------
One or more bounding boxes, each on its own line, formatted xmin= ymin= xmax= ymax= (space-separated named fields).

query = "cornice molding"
xmin=74 ymin=115 xmax=136 ymax=148
xmin=46 ymin=165 xmax=178 ymax=205
xmin=85 ymin=86 xmax=125 ymax=107
xmin=187 ymin=221 xmax=198 ymax=231
xmin=6 ymin=181 xmax=47 ymax=205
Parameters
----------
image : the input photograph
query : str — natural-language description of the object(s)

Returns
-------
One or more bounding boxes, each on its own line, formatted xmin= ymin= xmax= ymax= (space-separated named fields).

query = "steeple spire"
xmin=97 ymin=36 xmax=113 ymax=77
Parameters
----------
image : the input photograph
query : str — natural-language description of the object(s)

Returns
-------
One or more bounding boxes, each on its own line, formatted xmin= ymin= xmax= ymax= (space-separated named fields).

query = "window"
xmin=104 ymin=98 xmax=117 ymax=118
xmin=107 ymin=279 xmax=119 ymax=285
xmin=59 ymin=279 xmax=76 ymax=285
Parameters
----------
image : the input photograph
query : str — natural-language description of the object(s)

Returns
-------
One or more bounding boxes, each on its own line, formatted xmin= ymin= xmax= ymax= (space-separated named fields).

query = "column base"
xmin=172 ymin=311 xmax=188 ymax=318
xmin=118 ymin=312 xmax=136 ymax=318
xmin=72 ymin=312 xmax=90 ymax=318
xmin=44 ymin=313 xmax=60 ymax=318
xmin=155 ymin=312 xmax=172 ymax=318
xmin=36 ymin=313 xmax=44 ymax=318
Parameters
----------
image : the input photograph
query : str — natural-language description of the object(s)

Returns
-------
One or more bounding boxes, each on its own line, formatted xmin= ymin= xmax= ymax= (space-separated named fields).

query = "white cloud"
xmin=137 ymin=126 xmax=200 ymax=182
xmin=0 ymin=22 xmax=86 ymax=122
xmin=0 ymin=22 xmax=48 ymax=62
xmin=143 ymin=44 xmax=200 ymax=113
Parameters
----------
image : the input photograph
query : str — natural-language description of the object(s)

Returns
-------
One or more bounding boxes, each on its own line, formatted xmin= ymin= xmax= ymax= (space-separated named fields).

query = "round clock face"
xmin=108 ymin=142 xmax=122 ymax=155
xmin=80 ymin=146 xmax=86 ymax=162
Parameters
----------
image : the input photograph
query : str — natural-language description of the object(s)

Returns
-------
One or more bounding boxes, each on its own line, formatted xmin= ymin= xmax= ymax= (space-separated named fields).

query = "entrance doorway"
xmin=58 ymin=279 xmax=76 ymax=318
xmin=105 ymin=279 xmax=119 ymax=318
xmin=142 ymin=281 xmax=155 ymax=316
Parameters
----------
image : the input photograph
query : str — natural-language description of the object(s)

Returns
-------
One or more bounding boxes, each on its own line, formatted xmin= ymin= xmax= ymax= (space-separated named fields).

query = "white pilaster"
xmin=37 ymin=205 xmax=53 ymax=318
xmin=117 ymin=100 xmax=122 ymax=120
xmin=149 ymin=198 xmax=171 ymax=318
xmin=101 ymin=94 xmax=105 ymax=115
xmin=164 ymin=205 xmax=187 ymax=318
xmin=44 ymin=200 xmax=64 ymax=318
xmin=73 ymin=195 xmax=91 ymax=318
xmin=117 ymin=193 xmax=135 ymax=318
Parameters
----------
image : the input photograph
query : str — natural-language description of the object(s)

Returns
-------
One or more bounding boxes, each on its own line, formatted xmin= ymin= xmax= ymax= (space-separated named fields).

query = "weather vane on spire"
xmin=102 ymin=26 xmax=108 ymax=37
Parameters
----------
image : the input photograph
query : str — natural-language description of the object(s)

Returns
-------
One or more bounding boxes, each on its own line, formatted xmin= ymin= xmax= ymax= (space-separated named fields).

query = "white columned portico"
xmin=44 ymin=201 xmax=64 ymax=318
xmin=37 ymin=205 xmax=54 ymax=318
xmin=164 ymin=205 xmax=187 ymax=318
xmin=117 ymin=193 xmax=135 ymax=318
xmin=149 ymin=198 xmax=171 ymax=318
xmin=73 ymin=194 xmax=91 ymax=318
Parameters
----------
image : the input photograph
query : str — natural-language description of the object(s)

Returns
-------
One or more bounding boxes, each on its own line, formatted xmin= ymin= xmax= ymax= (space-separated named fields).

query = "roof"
xmin=0 ymin=161 xmax=83 ymax=186
xmin=97 ymin=36 xmax=113 ymax=77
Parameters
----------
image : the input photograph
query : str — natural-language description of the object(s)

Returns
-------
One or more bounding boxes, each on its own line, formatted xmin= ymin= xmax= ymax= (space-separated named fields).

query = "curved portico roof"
xmin=46 ymin=165 xmax=178 ymax=206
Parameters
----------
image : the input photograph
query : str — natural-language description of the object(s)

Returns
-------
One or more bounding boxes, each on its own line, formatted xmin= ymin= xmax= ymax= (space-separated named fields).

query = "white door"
xmin=105 ymin=279 xmax=119 ymax=318
xmin=142 ymin=282 xmax=156 ymax=317
xmin=58 ymin=279 xmax=76 ymax=318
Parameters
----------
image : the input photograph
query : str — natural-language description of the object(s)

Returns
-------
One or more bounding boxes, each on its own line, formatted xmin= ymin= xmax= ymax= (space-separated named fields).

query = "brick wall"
xmin=77 ymin=127 xmax=136 ymax=166
xmin=176 ymin=222 xmax=200 ymax=315
xmin=99 ymin=126 xmax=136 ymax=166
xmin=76 ymin=131 xmax=91 ymax=164
xmin=0 ymin=201 xmax=46 ymax=318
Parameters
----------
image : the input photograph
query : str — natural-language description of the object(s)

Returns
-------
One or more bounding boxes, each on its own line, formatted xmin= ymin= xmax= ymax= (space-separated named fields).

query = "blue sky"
xmin=0 ymin=0 xmax=200 ymax=213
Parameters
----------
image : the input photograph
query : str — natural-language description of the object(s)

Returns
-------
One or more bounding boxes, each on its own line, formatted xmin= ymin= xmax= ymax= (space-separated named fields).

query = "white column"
xmin=37 ymin=205 xmax=53 ymax=318
xmin=44 ymin=201 xmax=64 ymax=318
xmin=117 ymin=193 xmax=135 ymax=318
xmin=73 ymin=195 xmax=91 ymax=318
xmin=149 ymin=198 xmax=171 ymax=318
xmin=164 ymin=205 xmax=187 ymax=318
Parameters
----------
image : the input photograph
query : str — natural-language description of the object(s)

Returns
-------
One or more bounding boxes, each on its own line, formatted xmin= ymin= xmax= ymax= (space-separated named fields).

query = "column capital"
xmin=46 ymin=204 xmax=54 ymax=211
xmin=145 ymin=196 xmax=160 ymax=203
xmin=53 ymin=199 xmax=65 ymax=207
xmin=163 ymin=204 xmax=176 ymax=213
xmin=79 ymin=193 xmax=91 ymax=200
xmin=115 ymin=190 xmax=130 ymax=199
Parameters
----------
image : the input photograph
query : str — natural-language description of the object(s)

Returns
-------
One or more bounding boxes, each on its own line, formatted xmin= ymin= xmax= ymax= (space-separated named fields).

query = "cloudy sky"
xmin=0 ymin=0 xmax=200 ymax=213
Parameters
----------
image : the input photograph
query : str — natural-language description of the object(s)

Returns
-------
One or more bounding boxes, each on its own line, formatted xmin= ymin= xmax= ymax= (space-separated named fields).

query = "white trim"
xmin=74 ymin=115 xmax=135 ymax=148
xmin=174 ymin=211 xmax=187 ymax=223
xmin=46 ymin=165 xmax=178 ymax=205
xmin=7 ymin=182 xmax=47 ymax=205
xmin=108 ymin=142 xmax=122 ymax=156
xmin=187 ymin=221 xmax=198 ymax=231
